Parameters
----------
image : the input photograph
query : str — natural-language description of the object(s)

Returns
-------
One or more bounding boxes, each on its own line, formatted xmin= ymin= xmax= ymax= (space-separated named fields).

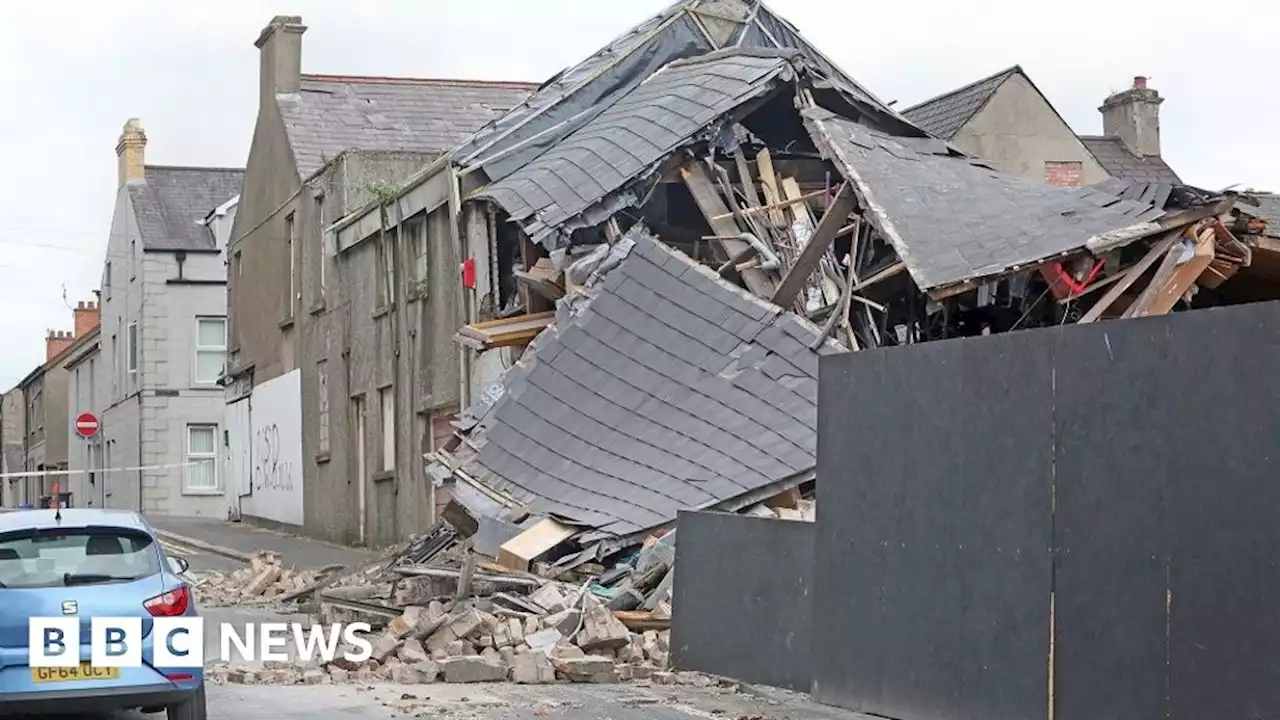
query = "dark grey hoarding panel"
xmin=1055 ymin=302 xmax=1280 ymax=720
xmin=671 ymin=510 xmax=813 ymax=691
xmin=813 ymin=330 xmax=1055 ymax=720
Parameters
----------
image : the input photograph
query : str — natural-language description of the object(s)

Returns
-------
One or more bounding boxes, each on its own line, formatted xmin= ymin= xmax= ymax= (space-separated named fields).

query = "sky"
xmin=1 ymin=0 xmax=1276 ymax=389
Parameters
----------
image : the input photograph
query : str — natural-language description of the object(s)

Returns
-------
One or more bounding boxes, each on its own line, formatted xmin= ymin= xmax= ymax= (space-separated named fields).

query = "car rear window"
xmin=0 ymin=527 xmax=162 ymax=588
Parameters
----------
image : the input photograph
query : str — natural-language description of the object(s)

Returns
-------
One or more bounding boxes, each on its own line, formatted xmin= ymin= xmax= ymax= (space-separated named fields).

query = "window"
xmin=405 ymin=216 xmax=427 ymax=283
xmin=130 ymin=240 xmax=137 ymax=280
xmin=194 ymin=317 xmax=227 ymax=384
xmin=184 ymin=425 xmax=219 ymax=493
xmin=317 ymin=360 xmax=330 ymax=454
xmin=379 ymin=386 xmax=394 ymax=471
xmin=110 ymin=334 xmax=118 ymax=393
xmin=286 ymin=212 xmax=297 ymax=316
xmin=378 ymin=235 xmax=396 ymax=307
xmin=0 ymin=528 xmax=161 ymax=589
xmin=104 ymin=262 xmax=112 ymax=299
xmin=126 ymin=322 xmax=138 ymax=374
xmin=316 ymin=194 xmax=327 ymax=298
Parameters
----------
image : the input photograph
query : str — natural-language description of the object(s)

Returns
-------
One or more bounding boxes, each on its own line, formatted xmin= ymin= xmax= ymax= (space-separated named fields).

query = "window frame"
xmin=183 ymin=424 xmax=220 ymax=494
xmin=193 ymin=316 xmax=227 ymax=385
xmin=379 ymin=386 xmax=395 ymax=472
xmin=126 ymin=322 xmax=138 ymax=374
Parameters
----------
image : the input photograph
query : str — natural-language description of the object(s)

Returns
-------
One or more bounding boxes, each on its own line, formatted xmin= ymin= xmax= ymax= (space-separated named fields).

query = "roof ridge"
xmin=300 ymin=73 xmax=539 ymax=90
xmin=144 ymin=164 xmax=245 ymax=173
xmin=901 ymin=64 xmax=1022 ymax=114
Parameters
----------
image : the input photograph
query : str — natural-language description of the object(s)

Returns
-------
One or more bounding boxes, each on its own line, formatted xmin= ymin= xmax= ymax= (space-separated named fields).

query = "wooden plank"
xmin=1122 ymin=233 xmax=1193 ymax=319
xmin=1129 ymin=228 xmax=1216 ymax=318
xmin=1078 ymin=229 xmax=1184 ymax=324
xmin=733 ymin=147 xmax=763 ymax=210
xmin=680 ymin=164 xmax=775 ymax=297
xmin=771 ymin=184 xmax=857 ymax=308
xmin=496 ymin=518 xmax=577 ymax=573
xmin=755 ymin=149 xmax=786 ymax=228
xmin=710 ymin=188 xmax=827 ymax=221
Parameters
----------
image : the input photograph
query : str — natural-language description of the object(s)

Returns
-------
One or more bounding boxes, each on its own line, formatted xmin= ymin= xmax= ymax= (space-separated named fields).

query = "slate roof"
xmin=803 ymin=107 xmax=1169 ymax=291
xmin=478 ymin=50 xmax=797 ymax=246
xmin=280 ymin=75 xmax=538 ymax=179
xmin=901 ymin=66 xmax=1020 ymax=140
xmin=1079 ymin=135 xmax=1181 ymax=184
xmin=451 ymin=0 xmax=911 ymax=185
xmin=1242 ymin=193 xmax=1280 ymax=236
xmin=127 ymin=166 xmax=245 ymax=251
xmin=451 ymin=229 xmax=836 ymax=542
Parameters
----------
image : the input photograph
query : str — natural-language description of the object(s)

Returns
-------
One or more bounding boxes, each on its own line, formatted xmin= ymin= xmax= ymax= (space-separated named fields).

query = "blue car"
xmin=0 ymin=508 xmax=205 ymax=718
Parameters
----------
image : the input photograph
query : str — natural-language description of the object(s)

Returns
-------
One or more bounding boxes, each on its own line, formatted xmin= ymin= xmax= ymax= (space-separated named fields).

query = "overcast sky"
xmin=1 ymin=0 xmax=1276 ymax=389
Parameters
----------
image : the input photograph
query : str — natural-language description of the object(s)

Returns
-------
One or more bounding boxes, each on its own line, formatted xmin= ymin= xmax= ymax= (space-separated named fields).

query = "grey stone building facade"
xmin=224 ymin=14 xmax=533 ymax=545
xmin=97 ymin=118 xmax=243 ymax=517
xmin=0 ymin=387 xmax=24 ymax=506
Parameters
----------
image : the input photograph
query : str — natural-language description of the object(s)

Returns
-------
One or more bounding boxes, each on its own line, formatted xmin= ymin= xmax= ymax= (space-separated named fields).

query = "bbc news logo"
xmin=29 ymin=618 xmax=374 ymax=667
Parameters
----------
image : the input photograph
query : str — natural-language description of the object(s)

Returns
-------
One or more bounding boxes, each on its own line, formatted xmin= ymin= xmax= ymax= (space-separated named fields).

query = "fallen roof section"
xmin=476 ymin=50 xmax=799 ymax=248
xmin=803 ymin=106 xmax=1176 ymax=293
xmin=444 ymin=228 xmax=837 ymax=545
xmin=451 ymin=0 xmax=912 ymax=185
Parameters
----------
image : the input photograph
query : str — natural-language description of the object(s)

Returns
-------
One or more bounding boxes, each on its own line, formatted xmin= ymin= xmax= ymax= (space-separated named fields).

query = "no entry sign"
xmin=75 ymin=412 xmax=99 ymax=439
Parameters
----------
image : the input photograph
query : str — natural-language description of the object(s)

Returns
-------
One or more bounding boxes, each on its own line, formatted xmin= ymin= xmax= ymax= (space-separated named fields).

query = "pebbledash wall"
xmin=671 ymin=299 xmax=1280 ymax=720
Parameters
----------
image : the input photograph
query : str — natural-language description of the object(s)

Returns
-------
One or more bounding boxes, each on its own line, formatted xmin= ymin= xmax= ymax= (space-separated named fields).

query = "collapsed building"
xmin=324 ymin=0 xmax=1277 ymax=591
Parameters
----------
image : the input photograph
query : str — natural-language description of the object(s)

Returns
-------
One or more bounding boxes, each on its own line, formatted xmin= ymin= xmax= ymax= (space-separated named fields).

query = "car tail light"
xmin=144 ymin=586 xmax=190 ymax=616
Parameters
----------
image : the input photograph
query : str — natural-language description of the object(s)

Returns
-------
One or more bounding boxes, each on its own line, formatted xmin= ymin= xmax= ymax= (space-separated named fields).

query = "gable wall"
xmin=953 ymin=73 xmax=1108 ymax=185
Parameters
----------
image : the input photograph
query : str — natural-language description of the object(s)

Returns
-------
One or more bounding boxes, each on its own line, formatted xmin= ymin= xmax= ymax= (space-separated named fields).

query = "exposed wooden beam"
xmin=1127 ymin=227 xmax=1215 ymax=318
xmin=680 ymin=164 xmax=775 ymax=297
xmin=771 ymin=184 xmax=856 ymax=308
xmin=1078 ymin=229 xmax=1184 ymax=324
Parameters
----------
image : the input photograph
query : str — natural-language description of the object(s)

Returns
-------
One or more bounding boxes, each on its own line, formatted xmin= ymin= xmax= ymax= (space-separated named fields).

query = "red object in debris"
xmin=461 ymin=258 xmax=476 ymax=289
xmin=75 ymin=411 xmax=99 ymax=438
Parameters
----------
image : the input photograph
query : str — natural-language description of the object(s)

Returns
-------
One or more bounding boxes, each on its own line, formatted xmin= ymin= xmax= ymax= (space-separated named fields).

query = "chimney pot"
xmin=1100 ymin=76 xmax=1163 ymax=157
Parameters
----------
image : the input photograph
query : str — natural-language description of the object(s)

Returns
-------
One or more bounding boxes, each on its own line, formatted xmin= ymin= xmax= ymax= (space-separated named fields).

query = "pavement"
xmin=4 ymin=680 xmax=867 ymax=719
xmin=145 ymin=515 xmax=376 ymax=575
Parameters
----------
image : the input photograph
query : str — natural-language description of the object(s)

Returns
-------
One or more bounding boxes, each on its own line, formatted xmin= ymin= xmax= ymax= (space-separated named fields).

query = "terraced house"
xmin=223 ymin=15 xmax=535 ymax=544
xmin=96 ymin=119 xmax=243 ymax=517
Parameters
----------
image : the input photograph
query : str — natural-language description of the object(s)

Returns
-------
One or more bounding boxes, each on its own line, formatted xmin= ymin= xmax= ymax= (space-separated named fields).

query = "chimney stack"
xmin=117 ymin=118 xmax=146 ymax=187
xmin=256 ymin=15 xmax=307 ymax=106
xmin=46 ymin=330 xmax=74 ymax=362
xmin=1100 ymin=76 xmax=1164 ymax=157
xmin=73 ymin=300 xmax=101 ymax=338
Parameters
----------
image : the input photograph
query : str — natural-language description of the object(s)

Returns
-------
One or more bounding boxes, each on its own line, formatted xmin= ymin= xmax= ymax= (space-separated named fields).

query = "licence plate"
xmin=31 ymin=663 xmax=120 ymax=682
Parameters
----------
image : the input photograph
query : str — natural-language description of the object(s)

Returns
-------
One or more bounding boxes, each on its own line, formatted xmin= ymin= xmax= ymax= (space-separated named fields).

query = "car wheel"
xmin=167 ymin=684 xmax=207 ymax=720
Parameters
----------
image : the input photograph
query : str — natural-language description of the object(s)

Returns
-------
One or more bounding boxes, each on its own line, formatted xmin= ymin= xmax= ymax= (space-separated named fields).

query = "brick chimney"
xmin=1100 ymin=76 xmax=1164 ymax=157
xmin=73 ymin=301 xmax=100 ymax=338
xmin=46 ymin=331 xmax=74 ymax=361
xmin=117 ymin=118 xmax=146 ymax=187
xmin=256 ymin=15 xmax=306 ymax=106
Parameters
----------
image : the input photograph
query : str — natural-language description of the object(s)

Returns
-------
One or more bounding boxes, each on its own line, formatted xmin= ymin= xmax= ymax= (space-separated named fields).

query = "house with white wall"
xmin=97 ymin=118 xmax=244 ymax=517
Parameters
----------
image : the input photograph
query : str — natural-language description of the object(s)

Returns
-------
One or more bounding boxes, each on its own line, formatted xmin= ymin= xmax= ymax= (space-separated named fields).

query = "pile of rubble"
xmin=192 ymin=551 xmax=341 ymax=608
xmin=318 ymin=591 xmax=674 ymax=685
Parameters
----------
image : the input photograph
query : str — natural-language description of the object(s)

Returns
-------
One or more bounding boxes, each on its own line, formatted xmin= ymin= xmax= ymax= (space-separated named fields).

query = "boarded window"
xmin=317 ymin=360 xmax=330 ymax=454
xmin=379 ymin=386 xmax=395 ymax=471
